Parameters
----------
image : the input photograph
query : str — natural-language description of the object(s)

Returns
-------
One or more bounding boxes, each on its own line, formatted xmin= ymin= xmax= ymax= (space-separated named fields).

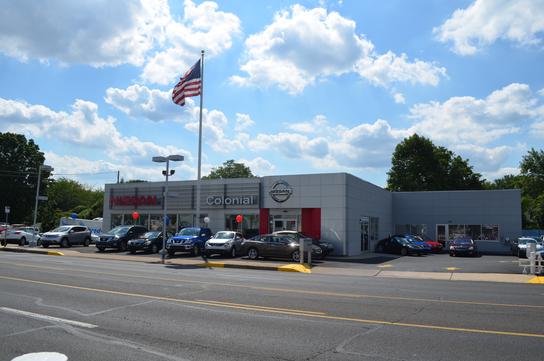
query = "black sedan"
xmin=449 ymin=238 xmax=479 ymax=257
xmin=127 ymin=231 xmax=168 ymax=254
xmin=375 ymin=235 xmax=427 ymax=256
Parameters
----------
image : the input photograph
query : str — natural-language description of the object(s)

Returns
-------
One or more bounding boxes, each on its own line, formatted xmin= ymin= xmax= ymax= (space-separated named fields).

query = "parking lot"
xmin=42 ymin=244 xmax=523 ymax=274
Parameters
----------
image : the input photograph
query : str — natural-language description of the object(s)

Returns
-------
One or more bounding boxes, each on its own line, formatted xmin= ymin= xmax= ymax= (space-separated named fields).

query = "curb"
xmin=0 ymin=247 xmax=64 ymax=256
xmin=197 ymin=261 xmax=311 ymax=273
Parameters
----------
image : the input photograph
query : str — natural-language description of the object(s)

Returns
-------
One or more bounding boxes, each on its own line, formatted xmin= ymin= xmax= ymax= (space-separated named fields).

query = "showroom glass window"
xmin=111 ymin=214 xmax=123 ymax=227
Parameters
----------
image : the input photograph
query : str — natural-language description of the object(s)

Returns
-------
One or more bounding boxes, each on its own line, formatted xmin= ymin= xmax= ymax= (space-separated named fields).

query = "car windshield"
xmin=404 ymin=235 xmax=419 ymax=242
xmin=518 ymin=238 xmax=536 ymax=245
xmin=214 ymin=231 xmax=235 ymax=239
xmin=109 ymin=226 xmax=130 ymax=235
xmin=395 ymin=237 xmax=411 ymax=245
xmin=454 ymin=239 xmax=473 ymax=245
xmin=143 ymin=231 xmax=160 ymax=238
xmin=50 ymin=226 xmax=71 ymax=233
xmin=176 ymin=228 xmax=200 ymax=236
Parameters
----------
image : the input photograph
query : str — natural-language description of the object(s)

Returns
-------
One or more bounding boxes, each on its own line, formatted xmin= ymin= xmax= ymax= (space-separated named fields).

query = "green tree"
xmin=0 ymin=132 xmax=47 ymax=224
xmin=387 ymin=134 xmax=484 ymax=191
xmin=202 ymin=160 xmax=255 ymax=180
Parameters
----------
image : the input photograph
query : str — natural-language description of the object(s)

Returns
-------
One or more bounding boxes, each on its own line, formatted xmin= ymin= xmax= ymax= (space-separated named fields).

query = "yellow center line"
xmin=1 ymin=275 xmax=544 ymax=339
xmin=1 ymin=261 xmax=543 ymax=310
xmin=196 ymin=299 xmax=326 ymax=315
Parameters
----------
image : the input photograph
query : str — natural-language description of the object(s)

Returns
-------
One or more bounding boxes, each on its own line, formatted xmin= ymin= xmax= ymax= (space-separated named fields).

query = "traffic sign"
xmin=38 ymin=196 xmax=48 ymax=201
xmin=4 ymin=206 xmax=10 ymax=214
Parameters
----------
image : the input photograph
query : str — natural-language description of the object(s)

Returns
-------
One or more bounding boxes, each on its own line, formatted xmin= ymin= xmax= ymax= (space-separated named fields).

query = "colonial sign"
xmin=110 ymin=195 xmax=159 ymax=208
xmin=206 ymin=195 xmax=256 ymax=206
xmin=269 ymin=180 xmax=293 ymax=203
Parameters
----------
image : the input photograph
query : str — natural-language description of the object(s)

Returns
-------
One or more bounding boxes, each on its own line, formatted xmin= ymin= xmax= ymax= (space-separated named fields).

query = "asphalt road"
xmin=1 ymin=252 xmax=543 ymax=361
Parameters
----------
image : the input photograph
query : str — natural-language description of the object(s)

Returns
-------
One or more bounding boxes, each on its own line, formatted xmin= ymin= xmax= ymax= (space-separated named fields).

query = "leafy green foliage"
xmin=0 ymin=132 xmax=46 ymax=224
xmin=202 ymin=160 xmax=255 ymax=180
xmin=387 ymin=134 xmax=484 ymax=191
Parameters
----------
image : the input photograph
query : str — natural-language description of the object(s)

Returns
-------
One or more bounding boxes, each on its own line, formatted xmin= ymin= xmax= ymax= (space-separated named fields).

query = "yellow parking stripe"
xmin=2 ymin=275 xmax=544 ymax=339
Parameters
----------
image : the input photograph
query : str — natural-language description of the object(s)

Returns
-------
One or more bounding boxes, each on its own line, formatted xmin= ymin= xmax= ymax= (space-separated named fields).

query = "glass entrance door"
xmin=436 ymin=224 xmax=447 ymax=245
xmin=361 ymin=217 xmax=369 ymax=251
xmin=273 ymin=219 xmax=297 ymax=232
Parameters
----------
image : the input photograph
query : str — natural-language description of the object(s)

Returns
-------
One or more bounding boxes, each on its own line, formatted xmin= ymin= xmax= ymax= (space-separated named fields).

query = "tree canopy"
xmin=202 ymin=160 xmax=255 ymax=180
xmin=387 ymin=134 xmax=484 ymax=191
xmin=0 ymin=132 xmax=47 ymax=224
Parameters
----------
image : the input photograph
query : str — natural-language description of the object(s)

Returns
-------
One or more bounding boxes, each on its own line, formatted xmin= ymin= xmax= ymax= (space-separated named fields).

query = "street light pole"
xmin=153 ymin=155 xmax=184 ymax=264
xmin=33 ymin=164 xmax=53 ymax=243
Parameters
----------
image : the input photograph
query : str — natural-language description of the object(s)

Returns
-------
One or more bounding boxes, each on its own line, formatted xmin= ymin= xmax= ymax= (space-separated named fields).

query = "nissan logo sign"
xmin=269 ymin=180 xmax=293 ymax=203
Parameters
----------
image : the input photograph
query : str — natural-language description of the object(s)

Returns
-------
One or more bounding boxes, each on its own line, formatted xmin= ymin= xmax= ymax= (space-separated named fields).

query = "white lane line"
xmin=0 ymin=307 xmax=98 ymax=329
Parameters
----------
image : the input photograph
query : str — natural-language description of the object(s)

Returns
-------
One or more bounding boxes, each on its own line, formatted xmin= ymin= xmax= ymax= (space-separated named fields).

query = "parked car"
xmin=1 ymin=226 xmax=41 ymax=246
xmin=241 ymin=234 xmax=323 ymax=262
xmin=127 ymin=231 xmax=168 ymax=254
xmin=375 ymin=235 xmax=427 ymax=256
xmin=95 ymin=225 xmax=148 ymax=252
xmin=205 ymin=231 xmax=244 ymax=258
xmin=513 ymin=237 xmax=543 ymax=258
xmin=449 ymin=238 xmax=479 ymax=257
xmin=403 ymin=234 xmax=432 ymax=252
xmin=41 ymin=225 xmax=92 ymax=248
xmin=271 ymin=230 xmax=334 ymax=258
xmin=415 ymin=234 xmax=443 ymax=252
xmin=166 ymin=227 xmax=212 ymax=257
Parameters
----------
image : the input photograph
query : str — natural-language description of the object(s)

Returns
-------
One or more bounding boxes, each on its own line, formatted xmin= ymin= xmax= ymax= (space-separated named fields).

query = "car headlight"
xmin=449 ymin=246 xmax=454 ymax=250
xmin=144 ymin=241 xmax=151 ymax=245
xmin=468 ymin=246 xmax=474 ymax=250
xmin=225 ymin=240 xmax=233 ymax=247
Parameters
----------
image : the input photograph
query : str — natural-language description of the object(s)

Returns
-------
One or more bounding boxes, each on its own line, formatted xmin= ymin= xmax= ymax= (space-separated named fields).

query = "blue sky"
xmin=1 ymin=0 xmax=543 ymax=188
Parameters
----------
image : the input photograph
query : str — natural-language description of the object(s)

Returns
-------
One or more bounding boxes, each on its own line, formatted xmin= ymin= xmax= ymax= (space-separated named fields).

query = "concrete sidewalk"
xmin=1 ymin=245 xmax=541 ymax=284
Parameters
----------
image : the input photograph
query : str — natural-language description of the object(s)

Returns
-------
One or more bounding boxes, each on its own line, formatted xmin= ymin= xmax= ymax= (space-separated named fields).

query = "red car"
xmin=415 ymin=235 xmax=443 ymax=252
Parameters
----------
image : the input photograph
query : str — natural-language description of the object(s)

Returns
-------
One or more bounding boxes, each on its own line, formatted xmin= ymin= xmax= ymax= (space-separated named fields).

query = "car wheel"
xmin=291 ymin=250 xmax=301 ymax=262
xmin=119 ymin=241 xmax=127 ymax=252
xmin=60 ymin=238 xmax=69 ymax=248
xmin=42 ymin=244 xmax=49 ymax=248
xmin=400 ymin=248 xmax=408 ymax=256
xmin=230 ymin=246 xmax=237 ymax=258
xmin=97 ymin=246 xmax=105 ymax=252
xmin=19 ymin=237 xmax=26 ymax=246
xmin=83 ymin=238 xmax=91 ymax=247
xmin=450 ymin=252 xmax=455 ymax=257
xmin=376 ymin=244 xmax=384 ymax=253
xmin=247 ymin=247 xmax=259 ymax=260
xmin=192 ymin=245 xmax=201 ymax=257
xmin=151 ymin=244 xmax=159 ymax=254
xmin=129 ymin=249 xmax=136 ymax=254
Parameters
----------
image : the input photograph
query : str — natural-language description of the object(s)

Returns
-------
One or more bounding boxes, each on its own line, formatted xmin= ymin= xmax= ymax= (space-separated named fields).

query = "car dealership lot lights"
xmin=152 ymin=154 xmax=184 ymax=264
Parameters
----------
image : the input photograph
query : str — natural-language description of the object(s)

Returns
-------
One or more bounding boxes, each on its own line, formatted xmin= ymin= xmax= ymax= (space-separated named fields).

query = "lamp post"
xmin=152 ymin=154 xmax=184 ymax=264
xmin=33 ymin=164 xmax=53 ymax=245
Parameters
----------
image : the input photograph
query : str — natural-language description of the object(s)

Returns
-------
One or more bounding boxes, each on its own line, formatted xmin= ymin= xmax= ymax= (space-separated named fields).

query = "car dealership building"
xmin=102 ymin=173 xmax=521 ymax=256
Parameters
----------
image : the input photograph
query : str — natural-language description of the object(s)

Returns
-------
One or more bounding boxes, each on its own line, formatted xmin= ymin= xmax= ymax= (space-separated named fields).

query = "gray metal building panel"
xmin=345 ymin=174 xmax=392 ymax=255
xmin=392 ymin=189 xmax=522 ymax=240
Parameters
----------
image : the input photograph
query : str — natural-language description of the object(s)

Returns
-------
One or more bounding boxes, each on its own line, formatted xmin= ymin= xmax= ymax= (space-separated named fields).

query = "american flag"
xmin=172 ymin=59 xmax=201 ymax=106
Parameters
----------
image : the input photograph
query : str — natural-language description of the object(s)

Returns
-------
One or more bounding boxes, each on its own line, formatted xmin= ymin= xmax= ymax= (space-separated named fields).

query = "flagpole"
xmin=196 ymin=49 xmax=204 ymax=227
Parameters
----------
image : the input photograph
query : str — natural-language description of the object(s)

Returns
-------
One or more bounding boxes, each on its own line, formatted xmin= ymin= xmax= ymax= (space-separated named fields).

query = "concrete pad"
xmin=377 ymin=271 xmax=452 ymax=280
xmin=451 ymin=273 xmax=534 ymax=284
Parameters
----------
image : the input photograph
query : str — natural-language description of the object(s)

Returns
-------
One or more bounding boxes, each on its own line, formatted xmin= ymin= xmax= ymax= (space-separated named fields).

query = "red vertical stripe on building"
xmin=259 ymin=208 xmax=269 ymax=234
xmin=301 ymin=208 xmax=321 ymax=240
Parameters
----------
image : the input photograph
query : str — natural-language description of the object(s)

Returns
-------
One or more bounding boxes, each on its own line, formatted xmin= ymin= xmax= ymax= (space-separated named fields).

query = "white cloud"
xmin=434 ymin=0 xmax=544 ymax=55
xmin=393 ymin=92 xmax=406 ymax=104
xmin=0 ymin=97 xmax=192 ymax=169
xmin=531 ymin=121 xmax=544 ymax=137
xmin=452 ymin=144 xmax=513 ymax=172
xmin=0 ymin=0 xmax=169 ymax=66
xmin=0 ymin=0 xmax=240 ymax=87
xmin=538 ymin=88 xmax=544 ymax=97
xmin=141 ymin=0 xmax=241 ymax=84
xmin=407 ymin=83 xmax=542 ymax=145
xmin=232 ymin=4 xmax=445 ymax=94
xmin=105 ymin=84 xmax=182 ymax=121
xmin=234 ymin=113 xmax=255 ymax=131
xmin=237 ymin=157 xmax=275 ymax=176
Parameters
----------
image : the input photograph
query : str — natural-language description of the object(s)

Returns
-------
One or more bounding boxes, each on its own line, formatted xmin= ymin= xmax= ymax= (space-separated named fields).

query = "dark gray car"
xmin=241 ymin=234 xmax=322 ymax=262
xmin=41 ymin=225 xmax=92 ymax=248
